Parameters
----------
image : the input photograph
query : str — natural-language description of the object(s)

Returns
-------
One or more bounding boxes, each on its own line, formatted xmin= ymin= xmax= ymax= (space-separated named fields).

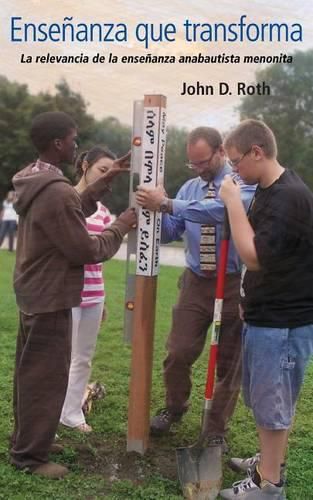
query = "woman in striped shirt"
xmin=60 ymin=146 xmax=115 ymax=432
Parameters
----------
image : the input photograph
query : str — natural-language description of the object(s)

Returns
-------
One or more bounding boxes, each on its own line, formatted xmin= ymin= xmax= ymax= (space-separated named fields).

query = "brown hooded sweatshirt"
xmin=13 ymin=164 xmax=130 ymax=314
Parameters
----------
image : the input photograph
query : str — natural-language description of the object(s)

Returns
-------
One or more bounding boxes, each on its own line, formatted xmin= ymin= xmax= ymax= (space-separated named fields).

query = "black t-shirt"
xmin=242 ymin=169 xmax=313 ymax=328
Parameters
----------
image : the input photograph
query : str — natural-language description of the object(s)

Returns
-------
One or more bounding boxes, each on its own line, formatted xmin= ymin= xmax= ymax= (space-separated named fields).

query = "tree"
xmin=54 ymin=80 xmax=96 ymax=147
xmin=89 ymin=116 xmax=132 ymax=214
xmin=0 ymin=77 xmax=40 ymax=195
xmin=164 ymin=126 xmax=190 ymax=198
xmin=0 ymin=77 xmax=97 ymax=198
xmin=239 ymin=49 xmax=313 ymax=186
xmin=0 ymin=76 xmax=189 ymax=213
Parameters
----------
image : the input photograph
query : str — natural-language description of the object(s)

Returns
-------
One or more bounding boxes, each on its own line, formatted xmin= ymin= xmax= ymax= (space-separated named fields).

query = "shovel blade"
xmin=176 ymin=445 xmax=222 ymax=500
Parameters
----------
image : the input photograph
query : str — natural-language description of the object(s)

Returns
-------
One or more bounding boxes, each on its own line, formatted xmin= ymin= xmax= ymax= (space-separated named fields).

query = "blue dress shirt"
xmin=161 ymin=164 xmax=256 ymax=276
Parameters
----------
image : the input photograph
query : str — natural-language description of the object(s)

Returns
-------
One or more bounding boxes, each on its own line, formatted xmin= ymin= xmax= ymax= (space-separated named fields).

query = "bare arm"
xmin=219 ymin=175 xmax=260 ymax=271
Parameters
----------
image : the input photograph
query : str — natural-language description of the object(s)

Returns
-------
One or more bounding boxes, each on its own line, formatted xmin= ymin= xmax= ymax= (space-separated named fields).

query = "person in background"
xmin=0 ymin=191 xmax=18 ymax=251
xmin=60 ymin=146 xmax=115 ymax=433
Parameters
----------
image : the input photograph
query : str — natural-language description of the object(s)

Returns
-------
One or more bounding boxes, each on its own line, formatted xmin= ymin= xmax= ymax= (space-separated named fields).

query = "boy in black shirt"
xmin=219 ymin=119 xmax=313 ymax=500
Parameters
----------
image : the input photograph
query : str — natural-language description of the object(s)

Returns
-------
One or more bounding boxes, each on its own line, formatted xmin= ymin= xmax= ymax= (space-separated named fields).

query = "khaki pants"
xmin=10 ymin=309 xmax=72 ymax=469
xmin=164 ymin=268 xmax=242 ymax=436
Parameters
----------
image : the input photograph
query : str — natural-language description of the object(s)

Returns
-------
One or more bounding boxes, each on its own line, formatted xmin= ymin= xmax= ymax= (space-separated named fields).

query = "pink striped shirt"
xmin=80 ymin=202 xmax=112 ymax=308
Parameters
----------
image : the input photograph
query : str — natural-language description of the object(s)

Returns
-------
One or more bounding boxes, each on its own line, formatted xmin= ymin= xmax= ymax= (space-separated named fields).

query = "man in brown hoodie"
xmin=10 ymin=111 xmax=136 ymax=478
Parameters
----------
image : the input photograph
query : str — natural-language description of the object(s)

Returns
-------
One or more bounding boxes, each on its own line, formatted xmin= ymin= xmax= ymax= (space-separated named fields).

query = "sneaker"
xmin=150 ymin=408 xmax=185 ymax=436
xmin=229 ymin=453 xmax=261 ymax=473
xmin=207 ymin=435 xmax=229 ymax=453
xmin=220 ymin=473 xmax=285 ymax=499
xmin=31 ymin=462 xmax=69 ymax=479
xmin=229 ymin=453 xmax=286 ymax=483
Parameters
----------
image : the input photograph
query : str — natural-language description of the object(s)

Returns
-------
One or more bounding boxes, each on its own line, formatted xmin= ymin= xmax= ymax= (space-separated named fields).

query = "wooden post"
xmin=127 ymin=95 xmax=167 ymax=453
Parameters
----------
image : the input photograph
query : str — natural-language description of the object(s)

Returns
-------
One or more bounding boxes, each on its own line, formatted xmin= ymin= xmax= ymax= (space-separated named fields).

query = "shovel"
xmin=176 ymin=211 xmax=231 ymax=500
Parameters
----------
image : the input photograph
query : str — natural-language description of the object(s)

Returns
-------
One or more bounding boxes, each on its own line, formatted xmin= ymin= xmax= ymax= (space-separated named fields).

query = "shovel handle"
xmin=204 ymin=210 xmax=230 ymax=401
xmin=205 ymin=343 xmax=218 ymax=400
xmin=221 ymin=209 xmax=230 ymax=240
xmin=216 ymin=211 xmax=230 ymax=298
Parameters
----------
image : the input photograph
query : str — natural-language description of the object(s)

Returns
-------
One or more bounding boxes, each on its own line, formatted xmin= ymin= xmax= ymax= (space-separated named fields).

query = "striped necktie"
xmin=200 ymin=182 xmax=216 ymax=273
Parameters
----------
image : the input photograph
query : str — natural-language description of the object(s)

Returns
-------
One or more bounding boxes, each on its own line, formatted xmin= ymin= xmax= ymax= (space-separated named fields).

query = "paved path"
xmin=113 ymin=242 xmax=185 ymax=267
xmin=0 ymin=240 xmax=186 ymax=268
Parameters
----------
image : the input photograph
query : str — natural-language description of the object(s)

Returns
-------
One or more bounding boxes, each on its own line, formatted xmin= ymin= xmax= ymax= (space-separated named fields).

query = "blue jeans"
xmin=0 ymin=220 xmax=17 ymax=251
xmin=242 ymin=323 xmax=313 ymax=429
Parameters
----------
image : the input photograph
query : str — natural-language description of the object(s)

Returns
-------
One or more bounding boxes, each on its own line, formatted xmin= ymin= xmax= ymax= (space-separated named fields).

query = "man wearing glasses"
xmin=136 ymin=127 xmax=255 ymax=447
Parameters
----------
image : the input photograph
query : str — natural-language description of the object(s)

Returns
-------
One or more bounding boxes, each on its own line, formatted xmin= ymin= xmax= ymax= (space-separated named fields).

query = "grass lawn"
xmin=0 ymin=250 xmax=313 ymax=499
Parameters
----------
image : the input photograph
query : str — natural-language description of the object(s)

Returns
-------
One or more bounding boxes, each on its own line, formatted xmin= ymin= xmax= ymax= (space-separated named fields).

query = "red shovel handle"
xmin=205 ymin=211 xmax=230 ymax=401
xmin=205 ymin=344 xmax=218 ymax=400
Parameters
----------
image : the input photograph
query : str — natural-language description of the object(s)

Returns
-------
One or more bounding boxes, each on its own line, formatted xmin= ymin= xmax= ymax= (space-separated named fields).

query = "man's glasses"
xmin=186 ymin=150 xmax=217 ymax=170
xmin=228 ymin=144 xmax=264 ymax=168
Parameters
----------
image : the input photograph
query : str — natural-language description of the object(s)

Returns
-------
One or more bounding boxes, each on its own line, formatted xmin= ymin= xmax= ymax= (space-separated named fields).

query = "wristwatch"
xmin=159 ymin=197 xmax=170 ymax=213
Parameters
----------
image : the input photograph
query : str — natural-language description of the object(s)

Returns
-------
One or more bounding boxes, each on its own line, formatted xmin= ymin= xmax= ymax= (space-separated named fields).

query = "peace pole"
xmin=125 ymin=95 xmax=167 ymax=453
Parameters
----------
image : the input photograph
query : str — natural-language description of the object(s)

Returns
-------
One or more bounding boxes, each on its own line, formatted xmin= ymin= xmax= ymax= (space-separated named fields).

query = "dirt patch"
xmin=64 ymin=435 xmax=178 ymax=484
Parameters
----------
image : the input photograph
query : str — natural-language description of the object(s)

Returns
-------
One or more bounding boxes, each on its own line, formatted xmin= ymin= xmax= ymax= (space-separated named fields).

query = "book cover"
xmin=0 ymin=1 xmax=312 ymax=499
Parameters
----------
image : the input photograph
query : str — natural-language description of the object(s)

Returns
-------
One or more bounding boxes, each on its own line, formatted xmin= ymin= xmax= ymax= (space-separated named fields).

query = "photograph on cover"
xmin=0 ymin=1 xmax=313 ymax=499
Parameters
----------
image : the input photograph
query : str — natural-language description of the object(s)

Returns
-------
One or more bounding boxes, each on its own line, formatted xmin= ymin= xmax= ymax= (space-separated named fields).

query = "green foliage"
xmin=0 ymin=77 xmax=96 ymax=194
xmin=0 ymin=76 xmax=36 ymax=192
xmin=239 ymin=49 xmax=313 ymax=187
xmin=1 ymin=252 xmax=313 ymax=498
xmin=91 ymin=116 xmax=132 ymax=214
xmin=109 ymin=477 xmax=182 ymax=499
xmin=164 ymin=126 xmax=190 ymax=198
xmin=0 ymin=76 xmax=189 ymax=214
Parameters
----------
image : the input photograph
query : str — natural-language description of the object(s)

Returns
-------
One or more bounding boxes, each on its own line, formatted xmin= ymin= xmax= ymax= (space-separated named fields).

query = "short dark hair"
xmin=30 ymin=112 xmax=77 ymax=153
xmin=75 ymin=146 xmax=116 ymax=180
xmin=188 ymin=127 xmax=223 ymax=150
